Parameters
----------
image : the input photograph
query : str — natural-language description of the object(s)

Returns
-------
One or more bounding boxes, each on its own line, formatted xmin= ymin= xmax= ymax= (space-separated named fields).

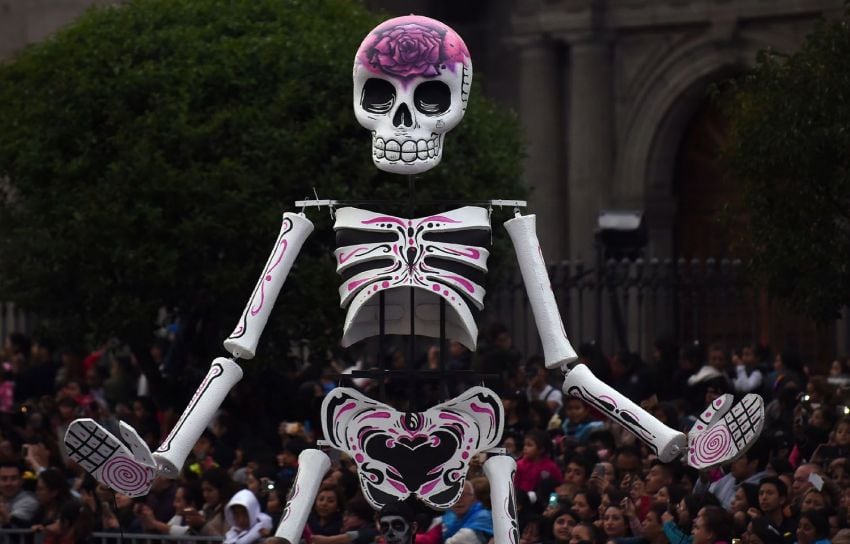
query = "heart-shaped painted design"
xmin=396 ymin=436 xmax=428 ymax=450
xmin=321 ymin=386 xmax=504 ymax=510
xmin=364 ymin=430 xmax=458 ymax=493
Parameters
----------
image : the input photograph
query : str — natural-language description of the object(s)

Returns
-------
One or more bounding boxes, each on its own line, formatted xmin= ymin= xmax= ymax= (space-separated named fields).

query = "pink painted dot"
xmin=705 ymin=412 xmax=712 ymax=418
xmin=408 ymin=220 xmax=412 ymax=226
xmin=451 ymin=297 xmax=456 ymax=301
xmin=461 ymin=452 xmax=469 ymax=459
xmin=382 ymin=281 xmax=390 ymax=288
xmin=443 ymin=290 xmax=449 ymax=296
xmin=266 ymin=275 xmax=273 ymax=281
xmin=432 ymin=285 xmax=441 ymax=292
xmin=697 ymin=425 xmax=704 ymax=430
xmin=395 ymin=276 xmax=399 ymax=280
xmin=355 ymin=454 xmax=364 ymax=463
xmin=408 ymin=238 xmax=414 ymax=245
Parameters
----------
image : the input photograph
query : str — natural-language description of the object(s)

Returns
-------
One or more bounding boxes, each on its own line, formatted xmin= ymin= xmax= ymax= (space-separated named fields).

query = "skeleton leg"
xmin=504 ymin=213 xmax=577 ymax=368
xmin=65 ymin=212 xmax=314 ymax=492
xmin=276 ymin=449 xmax=332 ymax=541
xmin=483 ymin=456 xmax=520 ymax=544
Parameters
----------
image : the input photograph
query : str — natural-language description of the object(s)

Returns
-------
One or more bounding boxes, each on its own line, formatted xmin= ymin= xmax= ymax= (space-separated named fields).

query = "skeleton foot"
xmin=64 ymin=419 xmax=156 ymax=497
xmin=686 ymin=394 xmax=765 ymax=470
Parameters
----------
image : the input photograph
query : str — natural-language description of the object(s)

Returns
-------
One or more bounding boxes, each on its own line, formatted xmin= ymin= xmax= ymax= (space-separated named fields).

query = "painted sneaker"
xmin=64 ymin=418 xmax=156 ymax=497
xmin=686 ymin=394 xmax=765 ymax=470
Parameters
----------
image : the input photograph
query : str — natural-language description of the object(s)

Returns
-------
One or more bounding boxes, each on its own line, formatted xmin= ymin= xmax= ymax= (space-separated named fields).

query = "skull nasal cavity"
xmin=393 ymin=104 xmax=413 ymax=128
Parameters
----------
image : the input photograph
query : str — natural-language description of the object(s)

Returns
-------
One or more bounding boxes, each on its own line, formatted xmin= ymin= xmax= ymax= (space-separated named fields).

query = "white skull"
xmin=353 ymin=15 xmax=472 ymax=175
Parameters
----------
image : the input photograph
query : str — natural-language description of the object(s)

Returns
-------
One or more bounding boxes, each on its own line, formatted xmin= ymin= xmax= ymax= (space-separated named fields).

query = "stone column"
xmin=565 ymin=35 xmax=614 ymax=263
xmin=514 ymin=36 xmax=567 ymax=262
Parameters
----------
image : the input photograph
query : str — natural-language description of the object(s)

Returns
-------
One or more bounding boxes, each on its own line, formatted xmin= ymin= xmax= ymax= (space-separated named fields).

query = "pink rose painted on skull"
xmin=369 ymin=23 xmax=443 ymax=78
xmin=359 ymin=16 xmax=470 ymax=80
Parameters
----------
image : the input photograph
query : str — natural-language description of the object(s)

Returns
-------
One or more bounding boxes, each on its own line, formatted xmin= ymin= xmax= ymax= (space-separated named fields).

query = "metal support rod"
xmin=407 ymin=175 xmax=416 ymax=410
xmin=379 ymin=290 xmax=386 ymax=401
xmin=440 ymin=296 xmax=447 ymax=400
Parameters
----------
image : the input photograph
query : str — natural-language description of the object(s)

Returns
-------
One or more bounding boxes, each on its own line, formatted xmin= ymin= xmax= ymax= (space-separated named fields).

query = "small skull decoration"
xmin=354 ymin=15 xmax=472 ymax=174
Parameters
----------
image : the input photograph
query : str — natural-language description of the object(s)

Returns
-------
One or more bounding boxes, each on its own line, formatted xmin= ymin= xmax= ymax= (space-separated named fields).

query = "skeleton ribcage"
xmin=334 ymin=207 xmax=490 ymax=349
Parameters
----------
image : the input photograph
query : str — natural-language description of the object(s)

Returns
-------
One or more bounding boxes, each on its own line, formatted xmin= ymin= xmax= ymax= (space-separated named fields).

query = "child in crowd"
xmin=515 ymin=429 xmax=563 ymax=494
xmin=561 ymin=397 xmax=604 ymax=444
xmin=223 ymin=489 xmax=272 ymax=544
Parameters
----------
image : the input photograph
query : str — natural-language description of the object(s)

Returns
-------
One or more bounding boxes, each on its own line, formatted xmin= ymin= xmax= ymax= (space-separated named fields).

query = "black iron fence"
xmin=485 ymin=257 xmax=850 ymax=368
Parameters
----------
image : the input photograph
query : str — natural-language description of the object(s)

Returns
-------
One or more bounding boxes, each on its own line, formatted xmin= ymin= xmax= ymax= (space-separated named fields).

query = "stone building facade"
xmin=5 ymin=0 xmax=842 ymax=261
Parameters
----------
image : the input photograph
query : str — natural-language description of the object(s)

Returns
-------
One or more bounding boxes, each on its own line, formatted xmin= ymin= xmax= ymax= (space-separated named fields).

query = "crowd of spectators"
xmin=1 ymin=323 xmax=849 ymax=544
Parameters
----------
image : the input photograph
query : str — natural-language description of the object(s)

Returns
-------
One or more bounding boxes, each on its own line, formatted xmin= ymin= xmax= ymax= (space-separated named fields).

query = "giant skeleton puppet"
xmin=64 ymin=15 xmax=765 ymax=542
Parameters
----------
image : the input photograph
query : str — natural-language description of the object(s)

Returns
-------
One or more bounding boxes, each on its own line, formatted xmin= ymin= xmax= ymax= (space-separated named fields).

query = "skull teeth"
xmin=373 ymin=134 xmax=440 ymax=163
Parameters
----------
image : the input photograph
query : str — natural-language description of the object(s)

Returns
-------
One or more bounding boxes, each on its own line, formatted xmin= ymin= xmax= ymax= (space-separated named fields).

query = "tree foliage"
xmin=722 ymin=14 xmax=850 ymax=321
xmin=0 ymin=0 xmax=525 ymax=359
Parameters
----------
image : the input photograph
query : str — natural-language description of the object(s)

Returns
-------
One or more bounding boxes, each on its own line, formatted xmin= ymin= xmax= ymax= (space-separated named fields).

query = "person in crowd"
xmin=0 ymin=460 xmax=38 ymax=527
xmin=564 ymin=453 xmax=596 ymax=492
xmin=223 ymin=488 xmax=273 ymax=544
xmin=543 ymin=505 xmax=578 ymax=544
xmin=770 ymin=351 xmax=805 ymax=395
xmin=696 ymin=439 xmax=769 ymax=510
xmin=30 ymin=468 xmax=75 ymax=533
xmin=755 ymin=477 xmax=797 ymax=544
xmin=502 ymin=388 xmax=532 ymax=442
xmin=734 ymin=342 xmax=765 ymax=395
xmin=644 ymin=460 xmax=676 ymax=497
xmin=516 ymin=429 xmax=564 ymax=493
xmin=264 ymin=484 xmax=286 ymax=531
xmin=138 ymin=480 xmax=203 ymax=536
xmin=48 ymin=500 xmax=94 ymax=544
xmin=308 ymin=484 xmax=345 ymax=537
xmin=800 ymin=488 xmax=831 ymax=513
xmin=747 ymin=517 xmax=786 ymax=544
xmin=182 ymin=466 xmax=232 ymax=536
xmin=572 ymin=491 xmax=601 ymax=524
xmin=601 ymin=503 xmax=630 ymax=541
xmin=813 ymin=417 xmax=850 ymax=466
xmin=561 ymin=397 xmax=604 ymax=444
xmin=442 ymin=480 xmax=493 ymax=544
xmin=639 ymin=502 xmax=670 ymax=544
xmin=376 ymin=500 xmax=418 ymax=544
xmin=795 ymin=509 xmax=831 ymax=544
xmin=100 ymin=492 xmax=143 ymax=533
xmin=525 ymin=357 xmax=564 ymax=414
xmin=587 ymin=462 xmax=616 ymax=494
xmin=652 ymin=483 xmax=684 ymax=508
xmin=691 ymin=506 xmax=733 ymax=544
xmin=310 ymin=493 xmax=377 ymax=544
xmin=569 ymin=522 xmax=605 ymax=544
xmin=791 ymin=464 xmax=823 ymax=510
xmin=732 ymin=483 xmax=761 ymax=536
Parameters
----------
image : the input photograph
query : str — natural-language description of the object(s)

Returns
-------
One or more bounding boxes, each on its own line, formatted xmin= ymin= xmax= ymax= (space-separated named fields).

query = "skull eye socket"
xmin=414 ymin=81 xmax=451 ymax=115
xmin=361 ymin=78 xmax=396 ymax=114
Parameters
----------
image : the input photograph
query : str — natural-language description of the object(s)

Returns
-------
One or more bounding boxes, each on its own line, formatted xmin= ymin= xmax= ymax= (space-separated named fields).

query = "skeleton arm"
xmin=503 ymin=212 xmax=689 ymax=461
xmin=503 ymin=212 xmax=765 ymax=467
xmin=64 ymin=212 xmax=314 ymax=494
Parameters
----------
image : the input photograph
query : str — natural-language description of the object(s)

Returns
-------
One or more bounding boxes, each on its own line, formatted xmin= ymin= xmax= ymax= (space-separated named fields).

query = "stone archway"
xmin=614 ymin=29 xmax=800 ymax=256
